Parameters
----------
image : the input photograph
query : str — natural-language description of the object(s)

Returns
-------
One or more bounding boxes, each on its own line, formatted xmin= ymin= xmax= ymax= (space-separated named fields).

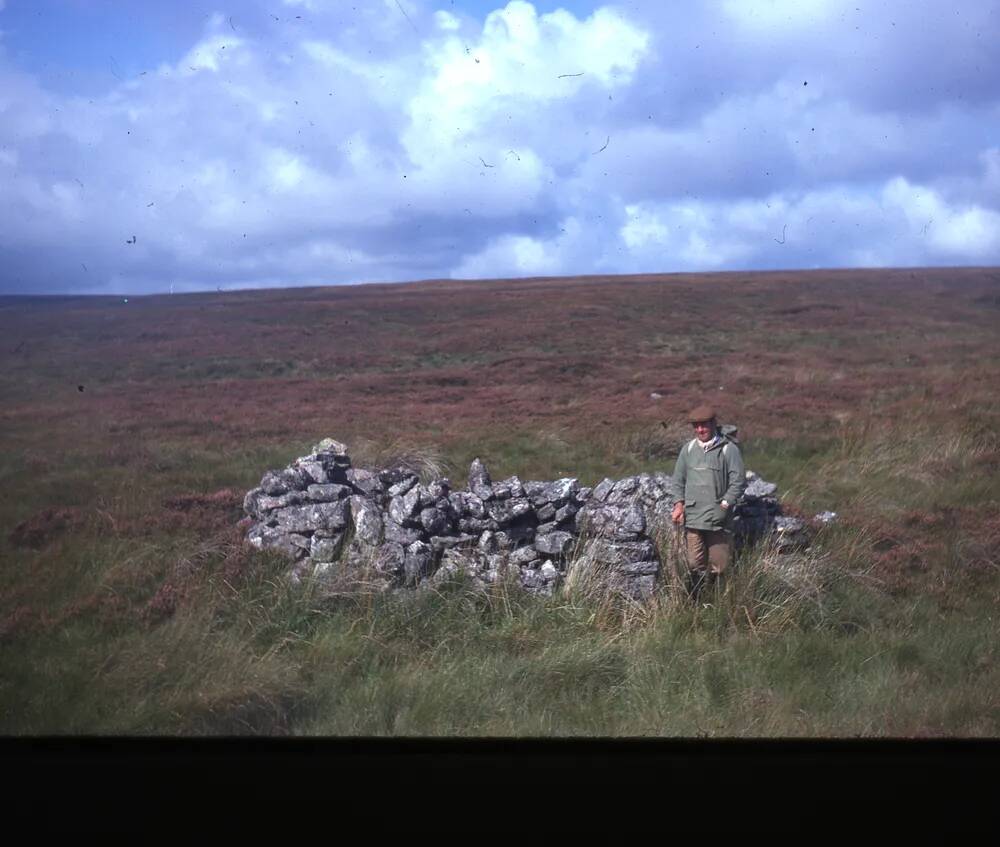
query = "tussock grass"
xmin=3 ymin=407 xmax=998 ymax=736
xmin=616 ymin=421 xmax=689 ymax=465
xmin=11 ymin=554 xmax=992 ymax=736
xmin=350 ymin=438 xmax=452 ymax=483
xmin=248 ymin=514 xmax=991 ymax=736
xmin=751 ymin=410 xmax=1000 ymax=515
xmin=3 ymin=415 xmax=998 ymax=736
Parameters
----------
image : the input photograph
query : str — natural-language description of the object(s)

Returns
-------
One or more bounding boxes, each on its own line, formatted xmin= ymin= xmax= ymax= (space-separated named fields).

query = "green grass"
xmin=3 ymin=411 xmax=998 ymax=736
xmin=2 ymin=301 xmax=999 ymax=736
xmin=744 ymin=414 xmax=1000 ymax=515
xmin=4 ymin=507 xmax=995 ymax=736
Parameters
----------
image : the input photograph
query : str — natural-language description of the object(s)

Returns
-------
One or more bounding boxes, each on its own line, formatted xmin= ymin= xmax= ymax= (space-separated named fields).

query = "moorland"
xmin=1 ymin=266 xmax=998 ymax=735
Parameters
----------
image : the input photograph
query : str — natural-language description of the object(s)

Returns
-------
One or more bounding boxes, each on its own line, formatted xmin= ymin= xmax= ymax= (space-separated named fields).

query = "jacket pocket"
xmin=713 ymin=503 xmax=734 ymax=529
xmin=690 ymin=483 xmax=715 ymax=507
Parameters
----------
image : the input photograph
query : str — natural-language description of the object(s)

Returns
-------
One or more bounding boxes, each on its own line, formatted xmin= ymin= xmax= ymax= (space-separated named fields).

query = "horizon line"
xmin=1 ymin=264 xmax=997 ymax=301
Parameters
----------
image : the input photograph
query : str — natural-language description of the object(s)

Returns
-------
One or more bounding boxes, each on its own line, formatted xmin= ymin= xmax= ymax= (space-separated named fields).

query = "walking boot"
xmin=702 ymin=572 xmax=722 ymax=607
xmin=687 ymin=570 xmax=708 ymax=602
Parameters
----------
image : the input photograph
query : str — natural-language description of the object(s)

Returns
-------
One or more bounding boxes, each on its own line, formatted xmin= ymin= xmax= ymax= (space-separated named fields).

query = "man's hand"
xmin=671 ymin=501 xmax=684 ymax=525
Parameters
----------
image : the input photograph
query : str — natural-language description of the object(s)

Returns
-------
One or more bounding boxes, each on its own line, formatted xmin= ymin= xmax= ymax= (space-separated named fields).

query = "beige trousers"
xmin=685 ymin=529 xmax=732 ymax=575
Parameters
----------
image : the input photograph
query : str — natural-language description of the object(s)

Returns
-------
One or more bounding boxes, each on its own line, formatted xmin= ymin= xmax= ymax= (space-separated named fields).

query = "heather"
xmin=2 ymin=267 xmax=998 ymax=735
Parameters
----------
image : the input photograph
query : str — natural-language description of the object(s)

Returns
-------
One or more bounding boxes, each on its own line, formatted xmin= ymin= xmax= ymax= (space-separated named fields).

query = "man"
xmin=670 ymin=404 xmax=746 ymax=600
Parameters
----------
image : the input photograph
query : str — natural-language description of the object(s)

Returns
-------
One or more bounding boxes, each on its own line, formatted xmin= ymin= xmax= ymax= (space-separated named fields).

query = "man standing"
xmin=670 ymin=404 xmax=746 ymax=600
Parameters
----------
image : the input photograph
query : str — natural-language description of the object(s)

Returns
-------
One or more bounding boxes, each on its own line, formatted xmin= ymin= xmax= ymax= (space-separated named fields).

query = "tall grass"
xmin=349 ymin=438 xmax=452 ymax=483
xmin=3 ymin=407 xmax=998 ymax=736
xmin=277 ymin=527 xmax=997 ymax=736
xmin=4 ymin=514 xmax=996 ymax=736
xmin=752 ymin=412 xmax=1000 ymax=515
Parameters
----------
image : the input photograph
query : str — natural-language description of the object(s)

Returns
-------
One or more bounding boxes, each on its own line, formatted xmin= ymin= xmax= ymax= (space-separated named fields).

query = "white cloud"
xmin=454 ymin=233 xmax=558 ymax=277
xmin=302 ymin=40 xmax=384 ymax=81
xmin=405 ymin=1 xmax=649 ymax=156
xmin=621 ymin=204 xmax=670 ymax=249
xmin=617 ymin=177 xmax=1000 ymax=271
xmin=882 ymin=177 xmax=1000 ymax=258
xmin=0 ymin=1 xmax=998 ymax=293
xmin=620 ymin=201 xmax=752 ymax=268
xmin=178 ymin=33 xmax=247 ymax=75
xmin=453 ymin=216 xmax=591 ymax=278
xmin=457 ymin=170 xmax=1000 ymax=281
xmin=434 ymin=10 xmax=461 ymax=31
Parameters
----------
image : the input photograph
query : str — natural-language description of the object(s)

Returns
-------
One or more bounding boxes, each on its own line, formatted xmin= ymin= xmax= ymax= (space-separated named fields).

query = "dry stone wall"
xmin=242 ymin=438 xmax=808 ymax=599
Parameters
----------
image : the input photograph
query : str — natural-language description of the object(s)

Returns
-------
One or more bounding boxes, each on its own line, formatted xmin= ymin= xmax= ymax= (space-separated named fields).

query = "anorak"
xmin=670 ymin=434 xmax=746 ymax=532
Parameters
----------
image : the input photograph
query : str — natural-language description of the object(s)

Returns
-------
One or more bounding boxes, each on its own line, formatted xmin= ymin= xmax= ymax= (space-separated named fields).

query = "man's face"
xmin=692 ymin=419 xmax=714 ymax=442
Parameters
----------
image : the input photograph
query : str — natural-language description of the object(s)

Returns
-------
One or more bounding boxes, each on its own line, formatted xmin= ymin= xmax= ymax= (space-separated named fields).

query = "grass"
xmin=4 ymin=508 xmax=994 ymax=736
xmin=1 ymin=267 xmax=998 ymax=736
xmin=290 ymin=557 xmax=995 ymax=737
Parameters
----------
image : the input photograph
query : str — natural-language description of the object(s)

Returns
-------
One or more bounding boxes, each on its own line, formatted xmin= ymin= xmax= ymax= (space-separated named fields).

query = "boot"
xmin=702 ymin=572 xmax=722 ymax=606
xmin=687 ymin=569 xmax=708 ymax=602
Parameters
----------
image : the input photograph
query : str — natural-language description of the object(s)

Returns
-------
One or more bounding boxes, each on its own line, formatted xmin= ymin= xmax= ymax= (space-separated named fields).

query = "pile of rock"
xmin=241 ymin=438 xmax=809 ymax=600
xmin=731 ymin=472 xmax=781 ymax=543
xmin=729 ymin=471 xmax=814 ymax=552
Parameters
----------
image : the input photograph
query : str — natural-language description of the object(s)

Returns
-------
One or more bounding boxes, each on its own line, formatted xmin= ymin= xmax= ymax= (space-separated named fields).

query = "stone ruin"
xmin=241 ymin=438 xmax=812 ymax=600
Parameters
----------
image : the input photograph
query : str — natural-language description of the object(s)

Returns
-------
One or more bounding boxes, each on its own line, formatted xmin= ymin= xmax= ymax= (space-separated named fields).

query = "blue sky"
xmin=1 ymin=0 xmax=998 ymax=294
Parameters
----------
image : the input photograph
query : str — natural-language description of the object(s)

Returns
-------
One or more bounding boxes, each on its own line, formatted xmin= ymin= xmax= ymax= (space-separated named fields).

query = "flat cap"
xmin=687 ymin=404 xmax=717 ymax=423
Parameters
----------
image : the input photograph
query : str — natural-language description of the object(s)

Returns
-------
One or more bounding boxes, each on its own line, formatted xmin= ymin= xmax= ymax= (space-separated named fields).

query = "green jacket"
xmin=670 ymin=433 xmax=746 ymax=532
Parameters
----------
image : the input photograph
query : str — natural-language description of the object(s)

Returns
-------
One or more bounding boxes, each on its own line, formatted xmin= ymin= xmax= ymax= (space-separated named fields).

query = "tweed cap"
xmin=687 ymin=404 xmax=717 ymax=424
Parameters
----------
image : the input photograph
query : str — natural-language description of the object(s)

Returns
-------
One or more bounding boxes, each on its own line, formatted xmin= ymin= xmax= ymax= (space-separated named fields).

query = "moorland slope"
xmin=1 ymin=266 xmax=998 ymax=735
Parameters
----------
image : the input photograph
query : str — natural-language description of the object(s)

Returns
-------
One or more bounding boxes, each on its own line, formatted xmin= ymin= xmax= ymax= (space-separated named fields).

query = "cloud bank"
xmin=0 ymin=0 xmax=998 ymax=293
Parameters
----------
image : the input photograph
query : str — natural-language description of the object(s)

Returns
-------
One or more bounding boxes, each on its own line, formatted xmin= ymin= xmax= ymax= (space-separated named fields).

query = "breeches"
xmin=685 ymin=529 xmax=732 ymax=575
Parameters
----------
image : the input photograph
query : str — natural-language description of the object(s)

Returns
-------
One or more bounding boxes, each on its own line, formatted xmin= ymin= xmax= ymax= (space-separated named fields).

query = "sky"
xmin=1 ymin=0 xmax=998 ymax=294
